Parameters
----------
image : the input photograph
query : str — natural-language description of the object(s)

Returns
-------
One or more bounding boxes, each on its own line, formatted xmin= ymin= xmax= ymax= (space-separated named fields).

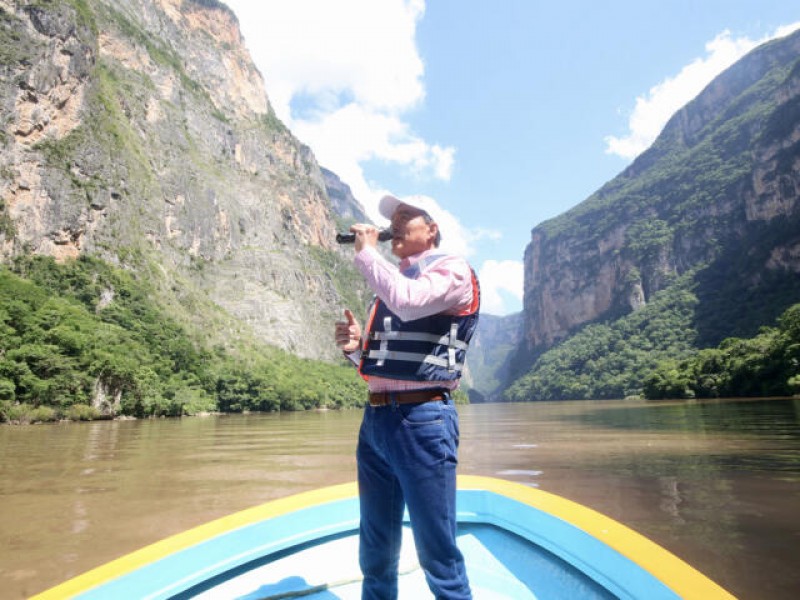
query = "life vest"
xmin=358 ymin=254 xmax=480 ymax=382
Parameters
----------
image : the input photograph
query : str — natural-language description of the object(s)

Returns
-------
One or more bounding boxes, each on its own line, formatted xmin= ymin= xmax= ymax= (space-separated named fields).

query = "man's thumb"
xmin=344 ymin=309 xmax=356 ymax=324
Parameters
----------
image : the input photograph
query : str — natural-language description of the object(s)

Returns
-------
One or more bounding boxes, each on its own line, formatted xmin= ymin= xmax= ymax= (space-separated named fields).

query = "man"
xmin=335 ymin=194 xmax=479 ymax=599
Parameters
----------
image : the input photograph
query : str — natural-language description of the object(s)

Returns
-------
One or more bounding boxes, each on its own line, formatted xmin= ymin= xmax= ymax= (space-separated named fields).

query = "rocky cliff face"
xmin=0 ymin=0 xmax=355 ymax=359
xmin=463 ymin=311 xmax=523 ymax=402
xmin=523 ymin=30 xmax=800 ymax=354
xmin=322 ymin=167 xmax=369 ymax=225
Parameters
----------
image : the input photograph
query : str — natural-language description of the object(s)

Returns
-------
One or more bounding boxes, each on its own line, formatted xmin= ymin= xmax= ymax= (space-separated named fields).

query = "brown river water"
xmin=1 ymin=398 xmax=799 ymax=599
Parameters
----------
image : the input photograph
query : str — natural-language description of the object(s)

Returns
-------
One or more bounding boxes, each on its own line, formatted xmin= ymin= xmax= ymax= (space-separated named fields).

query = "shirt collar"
xmin=399 ymin=248 xmax=439 ymax=272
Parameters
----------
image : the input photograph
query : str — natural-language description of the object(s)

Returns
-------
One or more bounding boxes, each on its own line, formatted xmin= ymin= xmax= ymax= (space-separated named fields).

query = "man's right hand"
xmin=349 ymin=224 xmax=379 ymax=253
xmin=335 ymin=309 xmax=362 ymax=354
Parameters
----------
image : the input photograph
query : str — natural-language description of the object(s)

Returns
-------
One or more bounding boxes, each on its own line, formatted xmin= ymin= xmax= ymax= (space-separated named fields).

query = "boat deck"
xmin=189 ymin=524 xmax=614 ymax=599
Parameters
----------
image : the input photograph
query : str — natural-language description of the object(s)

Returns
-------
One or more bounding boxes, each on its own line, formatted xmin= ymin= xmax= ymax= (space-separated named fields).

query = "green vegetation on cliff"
xmin=505 ymin=276 xmax=699 ymax=401
xmin=0 ymin=256 xmax=366 ymax=423
xmin=643 ymin=303 xmax=800 ymax=399
xmin=505 ymin=283 xmax=800 ymax=402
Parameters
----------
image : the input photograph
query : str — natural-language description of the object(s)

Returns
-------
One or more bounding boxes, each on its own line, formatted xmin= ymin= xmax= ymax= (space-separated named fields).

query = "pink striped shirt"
xmin=348 ymin=246 xmax=474 ymax=393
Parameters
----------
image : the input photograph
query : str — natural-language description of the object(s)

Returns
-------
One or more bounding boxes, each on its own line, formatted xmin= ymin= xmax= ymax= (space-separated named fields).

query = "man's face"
xmin=390 ymin=204 xmax=438 ymax=259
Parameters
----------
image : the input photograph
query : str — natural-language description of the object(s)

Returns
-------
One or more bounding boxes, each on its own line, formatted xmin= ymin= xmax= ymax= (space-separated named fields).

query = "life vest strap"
xmin=369 ymin=330 xmax=469 ymax=350
xmin=376 ymin=315 xmax=392 ymax=367
xmin=364 ymin=349 xmax=465 ymax=371
xmin=448 ymin=322 xmax=459 ymax=372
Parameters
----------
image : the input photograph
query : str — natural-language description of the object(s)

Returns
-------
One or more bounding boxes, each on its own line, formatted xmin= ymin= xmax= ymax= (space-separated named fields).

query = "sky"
xmin=224 ymin=1 xmax=799 ymax=316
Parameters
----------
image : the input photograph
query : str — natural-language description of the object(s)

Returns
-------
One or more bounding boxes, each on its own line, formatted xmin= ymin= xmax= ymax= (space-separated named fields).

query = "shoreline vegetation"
xmin=0 ymin=255 xmax=369 ymax=424
xmin=643 ymin=303 xmax=800 ymax=400
xmin=1 ymin=255 xmax=797 ymax=425
xmin=2 ymin=393 xmax=797 ymax=426
xmin=0 ymin=405 xmax=295 ymax=425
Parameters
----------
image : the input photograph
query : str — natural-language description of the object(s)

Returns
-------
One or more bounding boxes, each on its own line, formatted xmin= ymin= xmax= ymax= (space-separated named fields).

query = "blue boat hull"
xmin=32 ymin=476 xmax=734 ymax=599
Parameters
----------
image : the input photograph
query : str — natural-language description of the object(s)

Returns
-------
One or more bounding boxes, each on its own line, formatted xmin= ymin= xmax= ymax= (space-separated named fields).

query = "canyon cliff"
xmin=521 ymin=30 xmax=800 ymax=362
xmin=0 ymin=0 xmax=365 ymax=360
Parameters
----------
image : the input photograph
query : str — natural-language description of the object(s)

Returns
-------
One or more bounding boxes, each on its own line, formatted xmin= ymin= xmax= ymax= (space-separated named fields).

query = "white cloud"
xmin=230 ymin=1 xmax=425 ymax=114
xmin=605 ymin=22 xmax=800 ymax=160
xmin=226 ymin=0 xmax=455 ymax=229
xmin=477 ymin=260 xmax=524 ymax=316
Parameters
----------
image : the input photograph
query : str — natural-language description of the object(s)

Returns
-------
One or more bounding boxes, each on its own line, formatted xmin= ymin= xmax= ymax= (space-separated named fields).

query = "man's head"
xmin=379 ymin=195 xmax=441 ymax=259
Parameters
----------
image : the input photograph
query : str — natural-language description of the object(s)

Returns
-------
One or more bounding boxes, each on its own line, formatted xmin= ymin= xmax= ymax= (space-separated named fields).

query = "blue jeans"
xmin=356 ymin=393 xmax=471 ymax=600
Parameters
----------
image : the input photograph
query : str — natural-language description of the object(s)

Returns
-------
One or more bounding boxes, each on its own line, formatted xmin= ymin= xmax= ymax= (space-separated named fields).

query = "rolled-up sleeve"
xmin=354 ymin=247 xmax=473 ymax=321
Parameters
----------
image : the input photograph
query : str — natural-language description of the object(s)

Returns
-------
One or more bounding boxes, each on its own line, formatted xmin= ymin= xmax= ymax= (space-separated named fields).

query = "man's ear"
xmin=429 ymin=222 xmax=439 ymax=245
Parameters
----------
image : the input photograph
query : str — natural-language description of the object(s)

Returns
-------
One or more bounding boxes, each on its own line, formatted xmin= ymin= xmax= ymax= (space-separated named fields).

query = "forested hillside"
xmin=506 ymin=274 xmax=699 ymax=401
xmin=0 ymin=256 xmax=365 ymax=423
xmin=643 ymin=303 xmax=800 ymax=400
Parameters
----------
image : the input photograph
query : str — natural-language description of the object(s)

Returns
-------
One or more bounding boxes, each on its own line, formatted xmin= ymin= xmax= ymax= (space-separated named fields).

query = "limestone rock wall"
xmin=0 ymin=0 xmax=353 ymax=360
xmin=522 ymin=30 xmax=800 ymax=352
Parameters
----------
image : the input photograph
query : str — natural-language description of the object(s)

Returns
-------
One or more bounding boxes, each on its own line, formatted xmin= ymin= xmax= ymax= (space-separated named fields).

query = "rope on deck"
xmin=253 ymin=562 xmax=423 ymax=600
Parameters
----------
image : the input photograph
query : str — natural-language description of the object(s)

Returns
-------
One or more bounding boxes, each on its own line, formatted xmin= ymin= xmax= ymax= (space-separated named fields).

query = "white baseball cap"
xmin=378 ymin=194 xmax=442 ymax=246
xmin=378 ymin=194 xmax=431 ymax=220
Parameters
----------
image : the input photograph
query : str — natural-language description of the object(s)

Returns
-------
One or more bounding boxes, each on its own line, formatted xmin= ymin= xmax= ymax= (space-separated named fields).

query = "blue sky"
xmin=224 ymin=1 xmax=799 ymax=315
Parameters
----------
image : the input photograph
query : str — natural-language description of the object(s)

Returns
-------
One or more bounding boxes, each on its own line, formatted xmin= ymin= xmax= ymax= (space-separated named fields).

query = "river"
xmin=1 ymin=398 xmax=799 ymax=599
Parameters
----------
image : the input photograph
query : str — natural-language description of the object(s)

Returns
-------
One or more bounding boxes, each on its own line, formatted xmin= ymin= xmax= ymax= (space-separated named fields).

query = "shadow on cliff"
xmin=692 ymin=211 xmax=800 ymax=347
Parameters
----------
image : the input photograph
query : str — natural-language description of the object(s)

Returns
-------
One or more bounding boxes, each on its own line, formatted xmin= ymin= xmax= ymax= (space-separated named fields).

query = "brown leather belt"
xmin=368 ymin=389 xmax=447 ymax=407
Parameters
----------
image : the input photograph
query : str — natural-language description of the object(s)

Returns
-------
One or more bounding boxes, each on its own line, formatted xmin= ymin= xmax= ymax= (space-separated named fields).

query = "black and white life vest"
xmin=358 ymin=254 xmax=480 ymax=382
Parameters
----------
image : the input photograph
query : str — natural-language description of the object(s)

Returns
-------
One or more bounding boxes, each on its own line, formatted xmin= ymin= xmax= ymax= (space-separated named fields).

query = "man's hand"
xmin=349 ymin=224 xmax=379 ymax=253
xmin=335 ymin=309 xmax=362 ymax=354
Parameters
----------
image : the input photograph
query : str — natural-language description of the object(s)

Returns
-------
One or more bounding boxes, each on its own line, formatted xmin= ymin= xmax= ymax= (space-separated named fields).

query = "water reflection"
xmin=564 ymin=397 xmax=800 ymax=438
xmin=559 ymin=397 xmax=800 ymax=479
